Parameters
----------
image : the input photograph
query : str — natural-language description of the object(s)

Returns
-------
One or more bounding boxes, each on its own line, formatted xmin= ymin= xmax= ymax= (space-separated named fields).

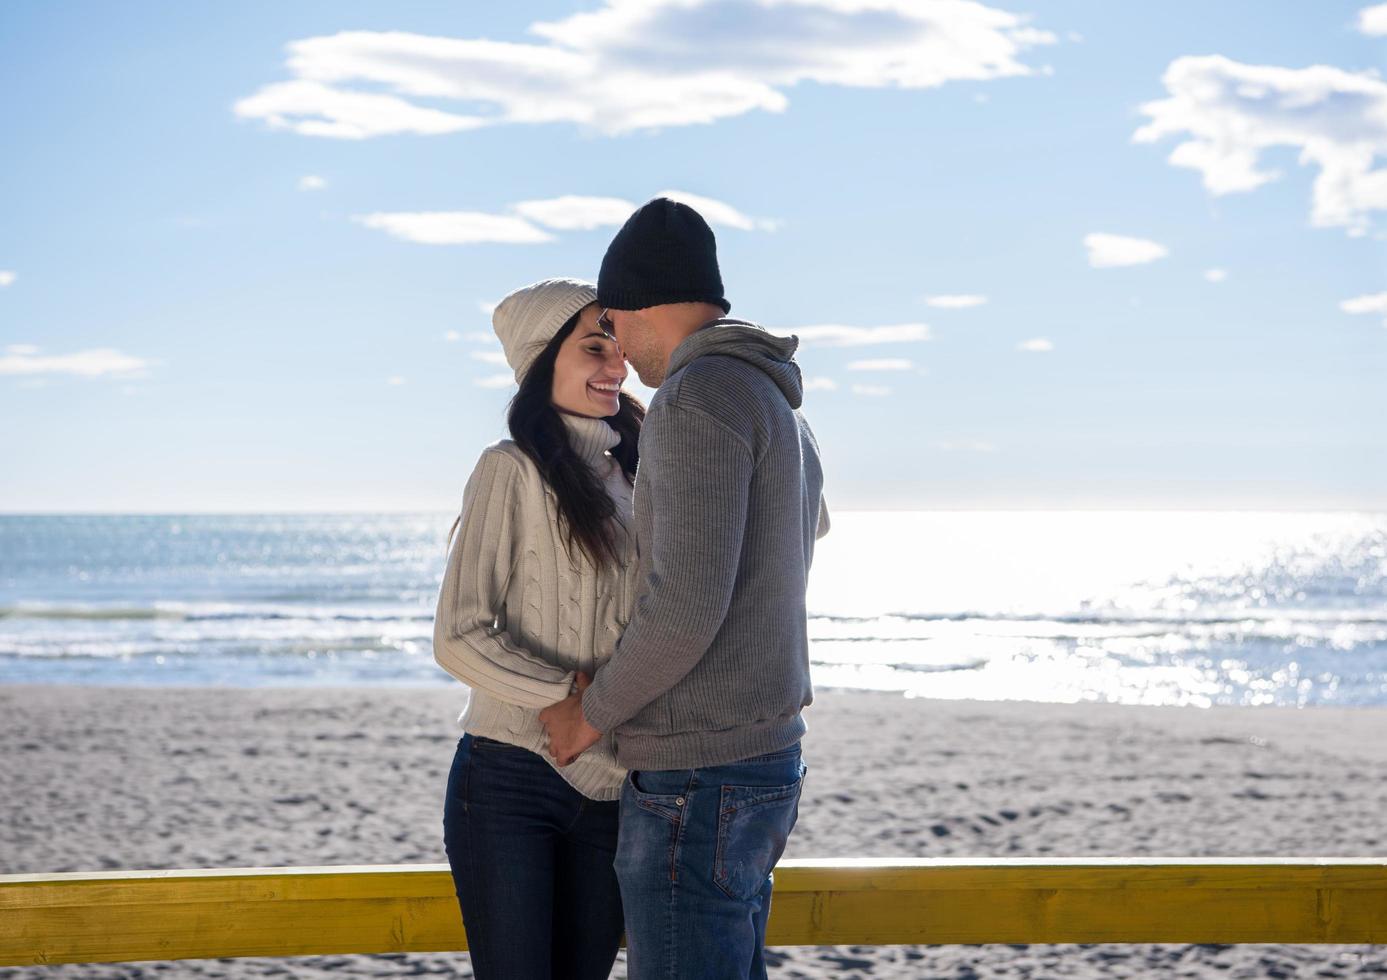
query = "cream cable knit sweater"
xmin=433 ymin=414 xmax=635 ymax=801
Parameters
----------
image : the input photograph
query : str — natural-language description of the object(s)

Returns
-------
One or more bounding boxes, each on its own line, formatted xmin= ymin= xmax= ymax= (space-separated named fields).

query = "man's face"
xmin=607 ymin=309 xmax=666 ymax=388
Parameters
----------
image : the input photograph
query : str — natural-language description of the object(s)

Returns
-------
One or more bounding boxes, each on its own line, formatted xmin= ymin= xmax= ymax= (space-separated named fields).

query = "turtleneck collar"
xmin=560 ymin=412 xmax=622 ymax=464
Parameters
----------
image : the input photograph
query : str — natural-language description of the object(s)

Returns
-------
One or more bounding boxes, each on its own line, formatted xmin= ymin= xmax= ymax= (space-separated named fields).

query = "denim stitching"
xmin=462 ymin=738 xmax=472 ymax=815
xmin=718 ymin=781 xmax=800 ymax=816
xmin=460 ymin=743 xmax=486 ymax=973
xmin=664 ymin=771 xmax=696 ymax=979
xmin=664 ymin=771 xmax=696 ymax=885
xmin=567 ymin=799 xmax=587 ymax=837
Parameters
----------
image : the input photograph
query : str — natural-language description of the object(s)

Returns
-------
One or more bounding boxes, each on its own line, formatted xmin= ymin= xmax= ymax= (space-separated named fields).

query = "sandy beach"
xmin=2 ymin=686 xmax=1385 ymax=978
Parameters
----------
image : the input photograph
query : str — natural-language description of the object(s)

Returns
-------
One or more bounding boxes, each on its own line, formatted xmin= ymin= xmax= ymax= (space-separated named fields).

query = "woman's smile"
xmin=589 ymin=379 xmax=623 ymax=399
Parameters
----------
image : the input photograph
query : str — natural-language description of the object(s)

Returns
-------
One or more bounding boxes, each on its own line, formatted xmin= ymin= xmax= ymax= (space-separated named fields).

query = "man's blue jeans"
xmin=614 ymin=743 xmax=807 ymax=980
xmin=442 ymin=734 xmax=625 ymax=980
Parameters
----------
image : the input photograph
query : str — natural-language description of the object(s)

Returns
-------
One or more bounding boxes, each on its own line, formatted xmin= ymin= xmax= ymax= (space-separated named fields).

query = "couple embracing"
xmin=434 ymin=197 xmax=829 ymax=980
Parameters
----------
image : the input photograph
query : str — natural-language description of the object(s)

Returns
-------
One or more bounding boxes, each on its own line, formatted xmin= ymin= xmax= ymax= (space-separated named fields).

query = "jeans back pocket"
xmin=713 ymin=768 xmax=805 ymax=902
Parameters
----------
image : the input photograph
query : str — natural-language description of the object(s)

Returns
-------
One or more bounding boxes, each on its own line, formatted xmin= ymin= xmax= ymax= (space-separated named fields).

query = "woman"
xmin=435 ymin=278 xmax=642 ymax=980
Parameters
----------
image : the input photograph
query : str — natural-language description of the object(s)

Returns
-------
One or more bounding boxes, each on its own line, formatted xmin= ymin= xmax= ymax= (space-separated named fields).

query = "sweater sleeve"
xmin=816 ymin=494 xmax=831 ymax=540
xmin=581 ymin=404 xmax=753 ymax=734
xmin=433 ymin=448 xmax=577 ymax=708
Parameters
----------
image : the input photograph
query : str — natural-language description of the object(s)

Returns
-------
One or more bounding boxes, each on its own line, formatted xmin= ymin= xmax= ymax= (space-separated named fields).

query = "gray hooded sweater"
xmin=581 ymin=318 xmax=829 ymax=770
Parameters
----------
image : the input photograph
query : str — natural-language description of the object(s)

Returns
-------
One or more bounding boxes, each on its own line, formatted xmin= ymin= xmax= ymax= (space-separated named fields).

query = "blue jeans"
xmin=442 ymin=734 xmax=624 ymax=980
xmin=614 ymin=743 xmax=807 ymax=980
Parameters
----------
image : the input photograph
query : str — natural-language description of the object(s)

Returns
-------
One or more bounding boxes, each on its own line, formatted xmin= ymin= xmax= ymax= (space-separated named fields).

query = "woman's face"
xmin=551 ymin=303 xmax=628 ymax=418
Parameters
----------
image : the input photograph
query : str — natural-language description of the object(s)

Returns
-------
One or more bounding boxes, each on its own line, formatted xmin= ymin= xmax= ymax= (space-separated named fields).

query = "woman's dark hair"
xmin=506 ymin=309 xmax=644 ymax=568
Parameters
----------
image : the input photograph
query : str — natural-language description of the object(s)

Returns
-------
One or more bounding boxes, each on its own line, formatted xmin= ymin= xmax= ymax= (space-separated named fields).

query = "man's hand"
xmin=539 ymin=672 xmax=602 ymax=767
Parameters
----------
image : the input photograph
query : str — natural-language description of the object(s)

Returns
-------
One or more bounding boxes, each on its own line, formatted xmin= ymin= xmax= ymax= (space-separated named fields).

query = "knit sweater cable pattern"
xmin=433 ymin=413 xmax=636 ymax=801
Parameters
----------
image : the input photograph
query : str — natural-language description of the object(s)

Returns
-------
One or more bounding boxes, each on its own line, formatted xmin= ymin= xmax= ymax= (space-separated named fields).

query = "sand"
xmin=1 ymin=686 xmax=1385 ymax=978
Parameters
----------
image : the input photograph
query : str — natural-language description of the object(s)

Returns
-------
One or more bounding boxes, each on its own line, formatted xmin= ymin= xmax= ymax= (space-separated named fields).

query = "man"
xmin=540 ymin=197 xmax=829 ymax=980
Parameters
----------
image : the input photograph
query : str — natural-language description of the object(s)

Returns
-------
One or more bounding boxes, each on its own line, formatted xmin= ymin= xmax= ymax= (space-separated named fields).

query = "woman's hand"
xmin=539 ymin=672 xmax=603 ymax=766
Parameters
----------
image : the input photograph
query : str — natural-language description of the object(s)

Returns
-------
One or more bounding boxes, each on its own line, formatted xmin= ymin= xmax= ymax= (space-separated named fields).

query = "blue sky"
xmin=2 ymin=0 xmax=1384 ymax=511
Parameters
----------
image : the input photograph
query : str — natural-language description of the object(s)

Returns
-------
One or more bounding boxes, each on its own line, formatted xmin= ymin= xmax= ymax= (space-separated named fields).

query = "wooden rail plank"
xmin=2 ymin=859 xmax=1385 ymax=966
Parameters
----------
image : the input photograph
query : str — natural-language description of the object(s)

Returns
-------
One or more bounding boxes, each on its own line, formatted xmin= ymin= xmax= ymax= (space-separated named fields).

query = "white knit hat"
xmin=492 ymin=278 xmax=599 ymax=383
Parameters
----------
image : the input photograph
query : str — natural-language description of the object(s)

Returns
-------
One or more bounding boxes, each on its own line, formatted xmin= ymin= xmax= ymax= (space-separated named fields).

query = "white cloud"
xmin=780 ymin=323 xmax=932 ymax=347
xmin=850 ymin=383 xmax=893 ymax=397
xmin=1018 ymin=338 xmax=1054 ymax=352
xmin=444 ymin=330 xmax=462 ymax=342
xmin=1204 ymin=268 xmax=1228 ymax=282
xmin=234 ymin=79 xmax=483 ymax=139
xmin=1340 ymin=291 xmax=1387 ymax=313
xmin=1358 ymin=4 xmax=1387 ymax=35
xmin=353 ymin=211 xmax=553 ymax=245
xmin=387 ymin=375 xmax=406 ymax=385
xmin=471 ymin=350 xmax=510 ymax=365
xmin=0 ymin=270 xmax=15 ymax=288
xmin=235 ymin=2 xmax=1054 ymax=139
xmin=0 ymin=346 xmax=153 ymax=378
xmin=846 ymin=358 xmax=913 ymax=371
xmin=1340 ymin=290 xmax=1387 ymax=325
xmin=514 ymin=191 xmax=773 ymax=232
xmin=803 ymin=377 xmax=838 ymax=392
xmin=655 ymin=190 xmax=778 ymax=231
xmin=358 ymin=191 xmax=770 ymax=246
xmin=298 ymin=174 xmax=327 ymax=191
xmin=475 ymin=373 xmax=516 ymax=389
xmin=925 ymin=294 xmax=987 ymax=308
xmin=1083 ymin=232 xmax=1169 ymax=268
xmin=1134 ymin=54 xmax=1387 ymax=234
xmin=514 ymin=195 xmax=636 ymax=231
xmin=477 ymin=302 xmax=499 ymax=316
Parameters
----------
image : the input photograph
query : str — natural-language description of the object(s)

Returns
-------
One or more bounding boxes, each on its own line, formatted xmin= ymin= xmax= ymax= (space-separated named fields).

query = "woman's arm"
xmin=433 ymin=448 xmax=576 ymax=708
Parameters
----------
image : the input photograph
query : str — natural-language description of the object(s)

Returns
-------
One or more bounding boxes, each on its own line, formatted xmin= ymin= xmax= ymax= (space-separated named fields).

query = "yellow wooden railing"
xmin=3 ymin=859 xmax=1385 ymax=966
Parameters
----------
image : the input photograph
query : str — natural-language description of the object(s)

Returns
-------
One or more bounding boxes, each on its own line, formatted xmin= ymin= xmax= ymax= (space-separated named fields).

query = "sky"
xmin=1 ymin=0 xmax=1385 ymax=512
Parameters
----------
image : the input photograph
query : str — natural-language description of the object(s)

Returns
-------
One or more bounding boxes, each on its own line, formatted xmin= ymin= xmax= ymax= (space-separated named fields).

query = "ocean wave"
xmin=22 ymin=605 xmax=1381 ymax=629
xmin=0 ymin=637 xmax=431 ymax=660
xmin=883 ymin=659 xmax=990 ymax=674
xmin=809 ymin=609 xmax=1387 ymax=627
xmin=808 ymin=657 xmax=989 ymax=674
xmin=0 ymin=603 xmax=433 ymax=624
xmin=0 ymin=605 xmax=182 ymax=621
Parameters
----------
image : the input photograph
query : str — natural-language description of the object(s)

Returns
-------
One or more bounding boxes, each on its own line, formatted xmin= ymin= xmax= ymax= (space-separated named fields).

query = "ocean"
xmin=1 ymin=512 xmax=1384 ymax=707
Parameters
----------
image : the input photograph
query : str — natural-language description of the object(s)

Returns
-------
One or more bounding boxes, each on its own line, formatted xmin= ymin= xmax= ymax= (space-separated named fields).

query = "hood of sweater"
xmin=560 ymin=412 xmax=623 ymax=464
xmin=665 ymin=318 xmax=804 ymax=410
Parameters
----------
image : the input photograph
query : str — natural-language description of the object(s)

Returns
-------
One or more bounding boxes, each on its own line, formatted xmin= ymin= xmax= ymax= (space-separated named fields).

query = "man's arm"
xmin=580 ymin=403 xmax=753 ymax=734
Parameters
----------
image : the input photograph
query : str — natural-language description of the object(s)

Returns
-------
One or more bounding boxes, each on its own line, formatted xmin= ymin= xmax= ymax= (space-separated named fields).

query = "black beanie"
xmin=597 ymin=197 xmax=731 ymax=313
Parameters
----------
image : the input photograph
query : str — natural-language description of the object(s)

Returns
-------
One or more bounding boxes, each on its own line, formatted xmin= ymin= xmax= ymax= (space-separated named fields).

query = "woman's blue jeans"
xmin=614 ymin=743 xmax=807 ymax=980
xmin=442 ymin=733 xmax=624 ymax=980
